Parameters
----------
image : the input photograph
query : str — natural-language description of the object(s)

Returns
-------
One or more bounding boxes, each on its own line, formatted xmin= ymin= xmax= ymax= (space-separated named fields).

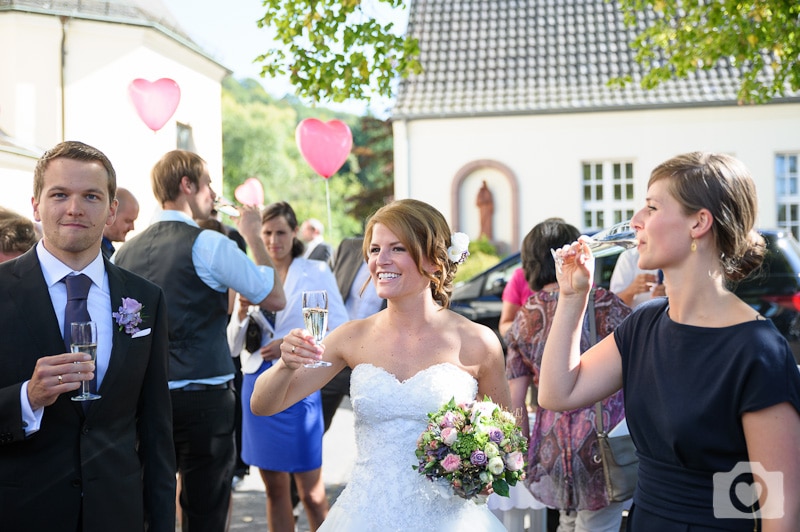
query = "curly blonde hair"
xmin=363 ymin=199 xmax=458 ymax=308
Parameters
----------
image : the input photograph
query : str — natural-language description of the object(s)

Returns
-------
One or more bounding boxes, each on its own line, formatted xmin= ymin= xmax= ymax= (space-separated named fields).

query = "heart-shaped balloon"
xmin=128 ymin=78 xmax=181 ymax=132
xmin=235 ymin=177 xmax=265 ymax=206
xmin=295 ymin=119 xmax=353 ymax=178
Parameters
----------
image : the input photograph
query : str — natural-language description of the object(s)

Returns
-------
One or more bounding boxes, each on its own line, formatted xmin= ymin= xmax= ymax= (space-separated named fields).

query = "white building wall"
xmin=394 ymin=103 xmax=800 ymax=251
xmin=0 ymin=11 xmax=227 ymax=232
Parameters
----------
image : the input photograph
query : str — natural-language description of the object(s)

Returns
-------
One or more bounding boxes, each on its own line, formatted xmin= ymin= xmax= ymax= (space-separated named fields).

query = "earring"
xmin=691 ymin=239 xmax=697 ymax=252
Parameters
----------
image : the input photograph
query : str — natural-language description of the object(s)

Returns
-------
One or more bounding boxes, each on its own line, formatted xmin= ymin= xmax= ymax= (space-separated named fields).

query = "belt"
xmin=173 ymin=382 xmax=231 ymax=392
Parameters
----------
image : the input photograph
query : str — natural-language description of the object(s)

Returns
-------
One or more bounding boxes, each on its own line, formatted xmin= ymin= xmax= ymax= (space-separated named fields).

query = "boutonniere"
xmin=112 ymin=297 xmax=144 ymax=335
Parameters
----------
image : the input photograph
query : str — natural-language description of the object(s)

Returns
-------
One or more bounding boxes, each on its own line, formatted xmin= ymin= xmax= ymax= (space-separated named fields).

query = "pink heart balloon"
xmin=234 ymin=178 xmax=264 ymax=206
xmin=295 ymin=119 xmax=353 ymax=178
xmin=128 ymin=78 xmax=181 ymax=132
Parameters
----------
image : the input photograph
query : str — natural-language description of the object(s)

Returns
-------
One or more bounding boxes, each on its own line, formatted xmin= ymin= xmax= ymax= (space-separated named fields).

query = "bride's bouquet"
xmin=414 ymin=397 xmax=528 ymax=500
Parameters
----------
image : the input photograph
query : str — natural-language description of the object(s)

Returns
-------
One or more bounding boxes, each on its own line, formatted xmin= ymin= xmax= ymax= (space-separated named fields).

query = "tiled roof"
xmin=392 ymin=0 xmax=797 ymax=119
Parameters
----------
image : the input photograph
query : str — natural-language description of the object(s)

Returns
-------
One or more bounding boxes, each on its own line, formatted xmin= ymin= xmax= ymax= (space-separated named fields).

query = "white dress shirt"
xmin=22 ymin=242 xmax=112 ymax=434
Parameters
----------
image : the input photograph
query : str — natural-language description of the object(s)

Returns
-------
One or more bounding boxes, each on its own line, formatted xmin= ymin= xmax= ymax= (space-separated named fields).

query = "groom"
xmin=0 ymin=141 xmax=175 ymax=531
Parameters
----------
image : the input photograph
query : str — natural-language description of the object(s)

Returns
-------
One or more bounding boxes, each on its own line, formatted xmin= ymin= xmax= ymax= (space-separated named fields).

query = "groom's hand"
xmin=27 ymin=353 xmax=93 ymax=410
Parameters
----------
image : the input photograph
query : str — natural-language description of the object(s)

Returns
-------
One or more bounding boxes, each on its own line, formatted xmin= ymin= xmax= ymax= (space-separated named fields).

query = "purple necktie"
xmin=63 ymin=274 xmax=93 ymax=350
xmin=63 ymin=274 xmax=97 ymax=399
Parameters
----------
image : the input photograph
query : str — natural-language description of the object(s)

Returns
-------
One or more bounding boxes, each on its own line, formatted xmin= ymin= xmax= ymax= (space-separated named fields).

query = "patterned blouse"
xmin=505 ymin=287 xmax=631 ymax=510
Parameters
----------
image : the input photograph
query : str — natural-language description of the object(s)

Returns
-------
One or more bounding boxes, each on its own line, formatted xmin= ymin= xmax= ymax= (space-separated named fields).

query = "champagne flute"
xmin=70 ymin=321 xmax=100 ymax=401
xmin=301 ymin=290 xmax=332 ymax=368
xmin=213 ymin=196 xmax=240 ymax=217
xmin=551 ymin=220 xmax=638 ymax=272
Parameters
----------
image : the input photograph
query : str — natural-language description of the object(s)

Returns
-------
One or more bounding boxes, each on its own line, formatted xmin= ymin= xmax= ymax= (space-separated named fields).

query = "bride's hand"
xmin=552 ymin=238 xmax=594 ymax=297
xmin=281 ymin=328 xmax=324 ymax=370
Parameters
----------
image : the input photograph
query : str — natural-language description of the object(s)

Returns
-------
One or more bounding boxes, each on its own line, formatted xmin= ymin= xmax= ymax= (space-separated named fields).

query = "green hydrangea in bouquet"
xmin=414 ymin=396 xmax=528 ymax=500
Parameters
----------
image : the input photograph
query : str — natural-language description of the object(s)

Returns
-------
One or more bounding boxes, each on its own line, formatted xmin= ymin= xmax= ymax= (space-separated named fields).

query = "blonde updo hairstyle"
xmin=363 ymin=199 xmax=457 ymax=308
xmin=648 ymin=152 xmax=765 ymax=283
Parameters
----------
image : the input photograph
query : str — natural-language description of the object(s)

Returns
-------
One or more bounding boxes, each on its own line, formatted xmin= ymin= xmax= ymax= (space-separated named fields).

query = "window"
xmin=177 ymin=123 xmax=196 ymax=151
xmin=582 ymin=160 xmax=635 ymax=232
xmin=776 ymin=153 xmax=800 ymax=240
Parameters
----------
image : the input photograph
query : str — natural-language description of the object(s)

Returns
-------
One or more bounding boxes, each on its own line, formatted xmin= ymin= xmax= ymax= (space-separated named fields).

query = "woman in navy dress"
xmin=542 ymin=152 xmax=800 ymax=531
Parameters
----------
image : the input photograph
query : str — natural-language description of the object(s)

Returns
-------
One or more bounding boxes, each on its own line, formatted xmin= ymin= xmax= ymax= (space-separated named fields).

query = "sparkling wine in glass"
xmin=552 ymin=220 xmax=638 ymax=272
xmin=213 ymin=196 xmax=240 ymax=217
xmin=70 ymin=321 xmax=100 ymax=401
xmin=302 ymin=290 xmax=332 ymax=368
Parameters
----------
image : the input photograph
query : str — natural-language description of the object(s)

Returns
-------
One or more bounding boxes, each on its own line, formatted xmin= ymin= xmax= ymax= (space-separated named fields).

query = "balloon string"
xmin=325 ymin=179 xmax=333 ymax=240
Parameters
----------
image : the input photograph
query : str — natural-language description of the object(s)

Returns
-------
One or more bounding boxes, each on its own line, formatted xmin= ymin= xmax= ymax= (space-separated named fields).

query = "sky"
xmin=161 ymin=0 xmax=407 ymax=117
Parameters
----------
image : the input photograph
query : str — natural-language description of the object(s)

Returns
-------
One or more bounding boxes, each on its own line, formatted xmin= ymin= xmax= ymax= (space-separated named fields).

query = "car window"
xmin=482 ymin=259 xmax=521 ymax=295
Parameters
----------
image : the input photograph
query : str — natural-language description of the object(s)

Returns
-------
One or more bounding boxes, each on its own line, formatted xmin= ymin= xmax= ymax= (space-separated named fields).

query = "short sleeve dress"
xmin=615 ymin=298 xmax=800 ymax=530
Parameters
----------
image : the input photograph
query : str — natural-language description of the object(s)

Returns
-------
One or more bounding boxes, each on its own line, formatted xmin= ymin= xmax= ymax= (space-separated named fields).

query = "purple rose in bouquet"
xmin=414 ymin=397 xmax=528 ymax=499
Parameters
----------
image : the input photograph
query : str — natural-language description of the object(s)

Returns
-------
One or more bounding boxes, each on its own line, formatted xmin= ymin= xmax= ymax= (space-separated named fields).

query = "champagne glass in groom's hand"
xmin=70 ymin=321 xmax=100 ymax=401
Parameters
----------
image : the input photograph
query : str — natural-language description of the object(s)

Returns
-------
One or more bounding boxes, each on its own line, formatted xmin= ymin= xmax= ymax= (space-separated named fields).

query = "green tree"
xmin=613 ymin=1 xmax=800 ymax=103
xmin=256 ymin=1 xmax=798 ymax=105
xmin=221 ymin=77 xmax=393 ymax=243
xmin=256 ymin=0 xmax=421 ymax=102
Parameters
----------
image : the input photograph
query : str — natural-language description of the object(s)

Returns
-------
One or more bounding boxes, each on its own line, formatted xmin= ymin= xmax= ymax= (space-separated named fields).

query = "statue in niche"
xmin=476 ymin=180 xmax=494 ymax=240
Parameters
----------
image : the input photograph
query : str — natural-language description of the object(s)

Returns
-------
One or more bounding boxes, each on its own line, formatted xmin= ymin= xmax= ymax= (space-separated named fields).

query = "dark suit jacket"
xmin=307 ymin=241 xmax=334 ymax=266
xmin=334 ymin=237 xmax=366 ymax=298
xmin=0 ymin=247 xmax=175 ymax=532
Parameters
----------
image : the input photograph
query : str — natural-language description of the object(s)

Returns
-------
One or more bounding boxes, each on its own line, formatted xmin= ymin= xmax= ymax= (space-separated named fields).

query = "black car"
xmin=451 ymin=229 xmax=800 ymax=363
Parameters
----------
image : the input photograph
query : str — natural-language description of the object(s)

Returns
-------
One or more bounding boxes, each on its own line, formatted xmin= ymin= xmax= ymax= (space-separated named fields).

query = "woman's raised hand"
xmin=280 ymin=328 xmax=324 ymax=370
xmin=552 ymin=238 xmax=594 ymax=297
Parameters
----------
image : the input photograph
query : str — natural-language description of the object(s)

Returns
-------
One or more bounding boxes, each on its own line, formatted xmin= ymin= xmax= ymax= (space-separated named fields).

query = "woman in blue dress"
xmin=543 ymin=152 xmax=800 ymax=531
xmin=228 ymin=201 xmax=348 ymax=531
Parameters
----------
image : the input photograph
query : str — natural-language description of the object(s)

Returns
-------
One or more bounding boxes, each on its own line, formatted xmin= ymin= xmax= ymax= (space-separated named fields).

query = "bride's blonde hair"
xmin=363 ymin=199 xmax=457 ymax=308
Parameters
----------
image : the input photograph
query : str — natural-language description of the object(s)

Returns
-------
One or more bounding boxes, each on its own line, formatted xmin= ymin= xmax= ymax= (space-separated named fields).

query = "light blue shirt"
xmin=22 ymin=243 xmax=112 ymax=434
xmin=117 ymin=210 xmax=276 ymax=389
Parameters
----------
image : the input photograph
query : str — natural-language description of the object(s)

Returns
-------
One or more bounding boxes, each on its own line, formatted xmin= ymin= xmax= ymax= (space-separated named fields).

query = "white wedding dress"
xmin=319 ymin=363 xmax=507 ymax=532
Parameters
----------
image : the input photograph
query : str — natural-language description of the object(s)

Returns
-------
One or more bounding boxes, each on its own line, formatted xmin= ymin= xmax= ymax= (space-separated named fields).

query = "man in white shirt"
xmin=114 ymin=149 xmax=286 ymax=531
xmin=300 ymin=218 xmax=334 ymax=266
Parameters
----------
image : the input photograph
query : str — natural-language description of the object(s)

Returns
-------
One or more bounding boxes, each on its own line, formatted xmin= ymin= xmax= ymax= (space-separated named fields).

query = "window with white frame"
xmin=582 ymin=160 xmax=636 ymax=232
xmin=776 ymin=153 xmax=800 ymax=240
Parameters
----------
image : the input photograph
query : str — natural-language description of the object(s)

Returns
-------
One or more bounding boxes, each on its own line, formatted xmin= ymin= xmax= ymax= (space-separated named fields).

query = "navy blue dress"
xmin=615 ymin=298 xmax=800 ymax=531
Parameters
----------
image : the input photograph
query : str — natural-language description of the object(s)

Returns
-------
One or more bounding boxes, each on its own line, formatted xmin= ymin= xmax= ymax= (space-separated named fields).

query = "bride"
xmin=251 ymin=199 xmax=511 ymax=531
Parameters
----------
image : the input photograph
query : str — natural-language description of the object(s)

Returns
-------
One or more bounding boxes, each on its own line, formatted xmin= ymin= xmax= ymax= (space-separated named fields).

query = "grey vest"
xmin=115 ymin=221 xmax=232 ymax=381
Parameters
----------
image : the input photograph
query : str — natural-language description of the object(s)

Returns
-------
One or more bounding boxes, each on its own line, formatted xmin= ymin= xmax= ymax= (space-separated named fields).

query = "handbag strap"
xmin=587 ymin=289 xmax=606 ymax=435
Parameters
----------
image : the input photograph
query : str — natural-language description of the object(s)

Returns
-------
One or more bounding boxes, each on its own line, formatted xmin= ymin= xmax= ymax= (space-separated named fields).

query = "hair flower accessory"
xmin=448 ymin=232 xmax=470 ymax=264
xmin=112 ymin=297 xmax=144 ymax=335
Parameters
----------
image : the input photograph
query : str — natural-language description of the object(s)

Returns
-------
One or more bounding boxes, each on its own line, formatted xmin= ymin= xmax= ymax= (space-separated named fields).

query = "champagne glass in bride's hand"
xmin=302 ymin=290 xmax=332 ymax=368
xmin=70 ymin=321 xmax=100 ymax=401
xmin=551 ymin=220 xmax=638 ymax=273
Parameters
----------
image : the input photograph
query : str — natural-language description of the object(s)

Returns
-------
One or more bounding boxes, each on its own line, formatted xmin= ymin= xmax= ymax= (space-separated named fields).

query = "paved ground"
xmin=226 ymin=398 xmax=357 ymax=532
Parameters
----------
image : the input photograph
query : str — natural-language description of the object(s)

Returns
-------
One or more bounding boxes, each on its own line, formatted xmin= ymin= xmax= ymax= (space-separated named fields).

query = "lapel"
xmin=99 ymin=259 xmax=133 ymax=398
xmin=335 ymin=239 xmax=364 ymax=297
xmin=10 ymin=249 xmax=67 ymax=359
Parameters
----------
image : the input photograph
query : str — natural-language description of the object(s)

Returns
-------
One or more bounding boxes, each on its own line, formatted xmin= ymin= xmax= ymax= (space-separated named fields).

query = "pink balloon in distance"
xmin=234 ymin=178 xmax=264 ymax=206
xmin=295 ymin=119 xmax=353 ymax=178
xmin=128 ymin=78 xmax=181 ymax=132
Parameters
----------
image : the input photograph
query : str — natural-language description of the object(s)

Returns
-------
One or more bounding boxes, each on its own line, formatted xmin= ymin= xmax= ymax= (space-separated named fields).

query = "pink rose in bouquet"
xmin=414 ymin=397 xmax=528 ymax=499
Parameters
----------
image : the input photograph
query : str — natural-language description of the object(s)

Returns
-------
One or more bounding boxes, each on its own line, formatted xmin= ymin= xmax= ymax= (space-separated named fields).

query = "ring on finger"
xmin=57 ymin=374 xmax=63 ymax=385
xmin=291 ymin=346 xmax=296 ymax=354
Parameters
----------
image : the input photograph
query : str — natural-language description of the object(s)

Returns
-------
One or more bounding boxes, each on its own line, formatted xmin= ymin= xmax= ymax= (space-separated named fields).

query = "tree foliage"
xmin=255 ymin=1 xmax=798 ymax=105
xmin=614 ymin=0 xmax=800 ymax=103
xmin=256 ymin=0 xmax=421 ymax=102
xmin=221 ymin=77 xmax=394 ymax=243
